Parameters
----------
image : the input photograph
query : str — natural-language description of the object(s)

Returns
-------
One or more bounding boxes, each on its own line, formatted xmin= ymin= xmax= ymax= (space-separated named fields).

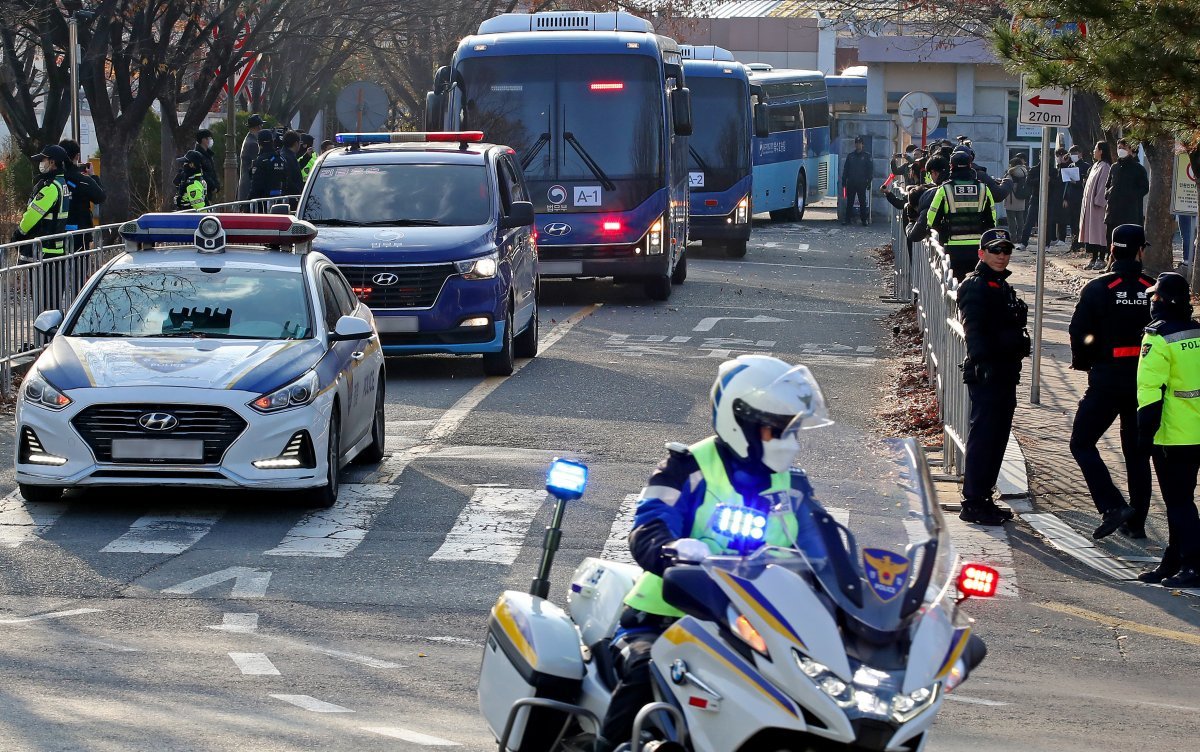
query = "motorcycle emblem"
xmin=372 ymin=272 xmax=400 ymax=286
xmin=547 ymin=184 xmax=567 ymax=204
xmin=543 ymin=222 xmax=572 ymax=237
xmin=863 ymin=548 xmax=910 ymax=602
xmin=138 ymin=412 xmax=179 ymax=432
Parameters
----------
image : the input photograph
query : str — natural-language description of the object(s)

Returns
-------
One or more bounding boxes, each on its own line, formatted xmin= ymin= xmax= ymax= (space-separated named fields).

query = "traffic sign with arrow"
xmin=1018 ymin=76 xmax=1072 ymax=127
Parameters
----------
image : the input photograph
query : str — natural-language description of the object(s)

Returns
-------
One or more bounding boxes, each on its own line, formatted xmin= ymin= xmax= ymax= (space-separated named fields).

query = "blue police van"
xmin=296 ymin=131 xmax=539 ymax=376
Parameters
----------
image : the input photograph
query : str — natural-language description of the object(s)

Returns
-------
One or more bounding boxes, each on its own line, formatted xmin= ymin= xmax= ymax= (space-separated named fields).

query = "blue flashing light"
xmin=335 ymin=133 xmax=393 ymax=145
xmin=546 ymin=458 xmax=589 ymax=501
xmin=714 ymin=505 xmax=767 ymax=541
xmin=118 ymin=213 xmax=205 ymax=245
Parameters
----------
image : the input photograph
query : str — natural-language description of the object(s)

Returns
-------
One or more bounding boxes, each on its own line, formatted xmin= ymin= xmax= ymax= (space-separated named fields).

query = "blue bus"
xmin=427 ymin=11 xmax=693 ymax=301
xmin=681 ymin=45 xmax=765 ymax=258
xmin=748 ymin=69 xmax=831 ymax=222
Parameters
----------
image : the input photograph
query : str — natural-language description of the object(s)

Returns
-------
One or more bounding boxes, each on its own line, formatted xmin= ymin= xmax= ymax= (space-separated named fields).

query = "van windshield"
xmin=302 ymin=164 xmax=492 ymax=227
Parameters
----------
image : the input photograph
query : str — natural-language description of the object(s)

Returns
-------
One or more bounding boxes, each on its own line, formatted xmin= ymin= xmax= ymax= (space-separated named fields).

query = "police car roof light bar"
xmin=119 ymin=213 xmax=318 ymax=254
xmin=335 ymin=131 xmax=485 ymax=148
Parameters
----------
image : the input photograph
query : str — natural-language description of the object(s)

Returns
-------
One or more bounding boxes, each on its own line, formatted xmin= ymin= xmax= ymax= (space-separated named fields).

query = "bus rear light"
xmin=590 ymin=82 xmax=624 ymax=91
xmin=602 ymin=220 xmax=622 ymax=232
xmin=705 ymin=199 xmax=718 ymax=207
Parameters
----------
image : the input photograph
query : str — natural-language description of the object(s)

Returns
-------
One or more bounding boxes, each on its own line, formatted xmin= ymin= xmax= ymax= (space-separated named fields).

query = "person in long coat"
xmin=1080 ymin=141 xmax=1112 ymax=270
xmin=1104 ymin=138 xmax=1149 ymax=242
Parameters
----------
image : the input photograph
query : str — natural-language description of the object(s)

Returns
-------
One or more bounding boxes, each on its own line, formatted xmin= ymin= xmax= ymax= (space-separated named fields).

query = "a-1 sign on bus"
xmin=1018 ymin=76 xmax=1073 ymax=127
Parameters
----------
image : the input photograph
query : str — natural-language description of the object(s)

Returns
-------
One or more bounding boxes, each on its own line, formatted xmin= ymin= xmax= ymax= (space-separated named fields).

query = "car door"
xmin=498 ymin=155 xmax=536 ymax=331
xmin=318 ymin=266 xmax=372 ymax=449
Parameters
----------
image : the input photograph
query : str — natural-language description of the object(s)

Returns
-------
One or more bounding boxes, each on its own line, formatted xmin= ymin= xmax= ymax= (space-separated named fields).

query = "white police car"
xmin=14 ymin=213 xmax=385 ymax=507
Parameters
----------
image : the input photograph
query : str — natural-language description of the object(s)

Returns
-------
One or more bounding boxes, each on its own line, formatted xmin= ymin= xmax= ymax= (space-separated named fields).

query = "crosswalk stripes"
xmin=429 ymin=486 xmax=547 ymax=564
xmin=264 ymin=484 xmax=394 ymax=558
xmin=101 ymin=510 xmax=223 ymax=554
xmin=0 ymin=492 xmax=68 ymax=548
xmin=600 ymin=494 xmax=639 ymax=564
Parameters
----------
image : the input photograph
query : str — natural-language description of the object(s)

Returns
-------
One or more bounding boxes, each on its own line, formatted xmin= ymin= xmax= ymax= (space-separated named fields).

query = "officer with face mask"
xmin=1136 ymin=272 xmax=1200 ymax=588
xmin=14 ymin=145 xmax=73 ymax=313
xmin=194 ymin=128 xmax=222 ymax=201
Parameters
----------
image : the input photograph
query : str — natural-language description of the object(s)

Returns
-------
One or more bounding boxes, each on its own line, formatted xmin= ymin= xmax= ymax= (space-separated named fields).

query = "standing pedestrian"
xmin=1063 ymin=145 xmax=1090 ymax=253
xmin=1003 ymin=156 xmax=1031 ymax=247
xmin=14 ymin=145 xmax=72 ymax=313
xmin=249 ymin=130 xmax=285 ymax=200
xmin=1050 ymin=148 xmax=1069 ymax=245
xmin=1068 ymin=224 xmax=1155 ymax=539
xmin=58 ymin=139 xmax=105 ymax=234
xmin=1105 ymin=139 xmax=1149 ymax=244
xmin=298 ymin=133 xmax=317 ymax=182
xmin=194 ymin=129 xmax=221 ymax=202
xmin=173 ymin=151 xmax=208 ymax=210
xmin=238 ymin=114 xmax=264 ymax=201
xmin=840 ymin=136 xmax=872 ymax=226
xmin=1080 ymin=141 xmax=1112 ymax=270
xmin=1136 ymin=272 xmax=1200 ymax=588
xmin=957 ymin=228 xmax=1031 ymax=525
xmin=922 ymin=151 xmax=996 ymax=281
xmin=280 ymin=130 xmax=305 ymax=199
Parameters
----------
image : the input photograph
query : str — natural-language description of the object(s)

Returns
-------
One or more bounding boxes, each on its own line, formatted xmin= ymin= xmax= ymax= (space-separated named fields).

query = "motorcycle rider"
xmin=596 ymin=355 xmax=833 ymax=751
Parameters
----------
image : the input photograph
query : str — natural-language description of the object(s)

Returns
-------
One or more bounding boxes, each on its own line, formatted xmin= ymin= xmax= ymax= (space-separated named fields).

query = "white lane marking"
xmin=207 ymin=613 xmax=259 ymax=633
xmin=945 ymin=517 xmax=1019 ymax=598
xmin=162 ymin=566 xmax=272 ymax=598
xmin=684 ymin=303 xmax=880 ymax=316
xmin=0 ymin=494 xmax=68 ymax=548
xmin=229 ymin=652 xmax=280 ymax=676
xmin=601 ymin=494 xmax=639 ymax=564
xmin=693 ymin=315 xmax=788 ymax=332
xmin=249 ymin=630 xmax=402 ymax=669
xmin=0 ymin=607 xmax=104 ymax=624
xmin=270 ymin=694 xmax=354 ymax=713
xmin=692 ymin=260 xmax=867 ymax=272
xmin=265 ymin=484 xmax=394 ymax=558
xmin=1023 ymin=512 xmax=1141 ymax=581
xmin=101 ymin=509 xmax=223 ymax=554
xmin=406 ymin=635 xmax=480 ymax=646
xmin=430 ymin=488 xmax=547 ymax=564
xmin=944 ymin=694 xmax=1008 ymax=707
xmin=363 ymin=727 xmax=462 ymax=746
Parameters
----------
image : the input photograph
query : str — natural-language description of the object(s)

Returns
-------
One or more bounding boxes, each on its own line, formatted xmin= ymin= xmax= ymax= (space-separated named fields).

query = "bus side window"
xmin=768 ymin=103 xmax=802 ymax=134
xmin=802 ymin=100 xmax=829 ymax=129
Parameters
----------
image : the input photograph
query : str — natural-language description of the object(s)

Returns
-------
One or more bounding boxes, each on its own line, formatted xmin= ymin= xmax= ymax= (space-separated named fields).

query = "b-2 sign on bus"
xmin=1018 ymin=76 xmax=1073 ymax=127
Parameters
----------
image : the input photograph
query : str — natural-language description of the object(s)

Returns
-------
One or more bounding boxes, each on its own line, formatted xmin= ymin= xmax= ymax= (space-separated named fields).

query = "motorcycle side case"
xmin=480 ymin=591 xmax=585 ymax=748
xmin=566 ymin=557 xmax=642 ymax=646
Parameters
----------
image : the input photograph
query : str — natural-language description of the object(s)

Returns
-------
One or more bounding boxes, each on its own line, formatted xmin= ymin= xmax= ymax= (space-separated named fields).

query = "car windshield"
xmin=301 ymin=164 xmax=491 ymax=226
xmin=68 ymin=266 xmax=313 ymax=340
xmin=687 ymin=75 xmax=750 ymax=192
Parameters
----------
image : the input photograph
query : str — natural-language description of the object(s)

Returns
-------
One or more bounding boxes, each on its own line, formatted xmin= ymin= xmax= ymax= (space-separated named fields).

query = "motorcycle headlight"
xmin=22 ymin=373 xmax=72 ymax=410
xmin=890 ymin=683 xmax=939 ymax=723
xmin=455 ymin=252 xmax=499 ymax=280
xmin=249 ymin=371 xmax=319 ymax=413
xmin=794 ymin=651 xmax=854 ymax=708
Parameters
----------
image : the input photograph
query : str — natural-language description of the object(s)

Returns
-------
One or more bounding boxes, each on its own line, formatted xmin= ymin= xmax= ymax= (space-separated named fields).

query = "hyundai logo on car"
xmin=372 ymin=272 xmax=400 ymax=286
xmin=138 ymin=412 xmax=179 ymax=432
xmin=543 ymin=223 xmax=573 ymax=237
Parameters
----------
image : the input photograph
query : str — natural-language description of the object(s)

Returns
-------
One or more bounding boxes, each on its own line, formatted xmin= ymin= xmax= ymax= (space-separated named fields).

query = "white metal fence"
xmin=0 ymin=196 xmax=297 ymax=396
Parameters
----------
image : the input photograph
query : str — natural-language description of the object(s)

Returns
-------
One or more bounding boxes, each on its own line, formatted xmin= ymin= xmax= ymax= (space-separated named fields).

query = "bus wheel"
xmin=725 ymin=240 xmax=748 ymax=258
xmin=782 ymin=171 xmax=807 ymax=222
xmin=644 ymin=274 xmax=672 ymax=301
xmin=670 ymin=252 xmax=688 ymax=284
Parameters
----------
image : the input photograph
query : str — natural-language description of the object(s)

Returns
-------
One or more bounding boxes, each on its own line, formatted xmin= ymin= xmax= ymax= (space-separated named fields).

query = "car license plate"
xmin=539 ymin=261 xmax=583 ymax=276
xmin=376 ymin=316 xmax=419 ymax=333
xmin=111 ymin=439 xmax=204 ymax=461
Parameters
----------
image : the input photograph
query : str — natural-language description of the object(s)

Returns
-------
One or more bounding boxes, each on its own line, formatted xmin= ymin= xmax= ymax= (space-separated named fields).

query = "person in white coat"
xmin=1079 ymin=141 xmax=1113 ymax=270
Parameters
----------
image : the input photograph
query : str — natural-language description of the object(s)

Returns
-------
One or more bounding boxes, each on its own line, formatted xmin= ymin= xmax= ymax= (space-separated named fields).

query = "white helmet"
xmin=710 ymin=355 xmax=832 ymax=470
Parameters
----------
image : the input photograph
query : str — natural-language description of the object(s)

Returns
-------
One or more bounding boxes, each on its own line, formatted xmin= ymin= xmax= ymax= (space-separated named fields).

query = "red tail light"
xmin=602 ymin=221 xmax=622 ymax=232
xmin=352 ymin=287 xmax=372 ymax=300
xmin=590 ymin=82 xmax=624 ymax=91
xmin=704 ymin=199 xmax=718 ymax=206
xmin=957 ymin=563 xmax=1000 ymax=598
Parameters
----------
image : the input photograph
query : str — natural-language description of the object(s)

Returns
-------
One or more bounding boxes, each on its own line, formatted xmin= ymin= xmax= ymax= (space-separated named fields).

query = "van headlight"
xmin=249 ymin=371 xmax=319 ymax=413
xmin=456 ymin=252 xmax=499 ymax=280
xmin=22 ymin=373 xmax=72 ymax=410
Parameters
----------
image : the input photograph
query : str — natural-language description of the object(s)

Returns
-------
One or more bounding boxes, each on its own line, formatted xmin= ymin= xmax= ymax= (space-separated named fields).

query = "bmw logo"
xmin=372 ymin=272 xmax=400 ymax=286
xmin=138 ymin=412 xmax=179 ymax=432
xmin=543 ymin=222 xmax=572 ymax=237
xmin=547 ymin=184 xmax=567 ymax=204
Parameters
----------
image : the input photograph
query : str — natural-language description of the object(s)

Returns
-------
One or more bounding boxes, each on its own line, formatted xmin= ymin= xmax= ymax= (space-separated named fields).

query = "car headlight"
xmin=249 ymin=371 xmax=319 ymax=413
xmin=456 ymin=252 xmax=499 ymax=280
xmin=22 ymin=374 xmax=72 ymax=410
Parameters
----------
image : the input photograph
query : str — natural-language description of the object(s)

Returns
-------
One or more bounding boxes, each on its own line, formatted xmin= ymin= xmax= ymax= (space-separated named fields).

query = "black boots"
xmin=1093 ymin=505 xmax=1134 ymax=540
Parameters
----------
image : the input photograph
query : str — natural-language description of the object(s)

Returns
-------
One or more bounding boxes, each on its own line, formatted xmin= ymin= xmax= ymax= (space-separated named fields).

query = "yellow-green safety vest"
xmin=19 ymin=176 xmax=70 ymax=255
xmin=927 ymin=179 xmax=994 ymax=248
xmin=1137 ymin=324 xmax=1200 ymax=445
xmin=624 ymin=436 xmax=799 ymax=618
xmin=181 ymin=174 xmax=207 ymax=211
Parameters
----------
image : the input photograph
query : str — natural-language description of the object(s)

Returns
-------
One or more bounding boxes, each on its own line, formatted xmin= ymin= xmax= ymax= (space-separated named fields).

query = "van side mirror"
xmin=754 ymin=103 xmax=770 ymax=138
xmin=500 ymin=201 xmax=535 ymax=229
xmin=270 ymin=204 xmax=290 ymax=215
xmin=672 ymin=87 xmax=693 ymax=137
xmin=425 ymin=91 xmax=446 ymax=132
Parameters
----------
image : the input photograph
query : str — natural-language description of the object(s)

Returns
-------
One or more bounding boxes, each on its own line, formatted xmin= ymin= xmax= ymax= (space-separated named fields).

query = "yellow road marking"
xmin=1036 ymin=602 xmax=1200 ymax=647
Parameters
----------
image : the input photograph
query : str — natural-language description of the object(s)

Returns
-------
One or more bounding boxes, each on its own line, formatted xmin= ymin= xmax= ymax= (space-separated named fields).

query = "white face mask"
xmin=202 ymin=138 xmax=213 ymax=149
xmin=38 ymin=161 xmax=51 ymax=174
xmin=1117 ymin=148 xmax=1130 ymax=159
xmin=761 ymin=435 xmax=801 ymax=473
xmin=1070 ymin=154 xmax=1080 ymax=162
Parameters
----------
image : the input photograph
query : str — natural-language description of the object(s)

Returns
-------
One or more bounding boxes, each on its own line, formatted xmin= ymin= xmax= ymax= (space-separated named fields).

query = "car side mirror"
xmin=672 ymin=87 xmax=693 ymax=137
xmin=329 ymin=315 xmax=373 ymax=342
xmin=753 ymin=103 xmax=770 ymax=138
xmin=34 ymin=310 xmax=64 ymax=337
xmin=270 ymin=204 xmax=290 ymax=216
xmin=500 ymin=201 xmax=535 ymax=229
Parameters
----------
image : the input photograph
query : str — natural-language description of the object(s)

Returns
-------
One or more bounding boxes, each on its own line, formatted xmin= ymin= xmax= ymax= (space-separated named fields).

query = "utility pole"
xmin=224 ymin=69 xmax=238 ymax=202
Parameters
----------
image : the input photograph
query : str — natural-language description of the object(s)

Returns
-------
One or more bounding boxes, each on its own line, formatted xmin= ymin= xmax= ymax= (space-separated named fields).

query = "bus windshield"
xmin=687 ymin=76 xmax=749 ymax=193
xmin=457 ymin=54 xmax=663 ymax=211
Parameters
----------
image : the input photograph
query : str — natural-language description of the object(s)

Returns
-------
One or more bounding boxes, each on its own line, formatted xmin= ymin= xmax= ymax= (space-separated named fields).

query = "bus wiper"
xmin=361 ymin=219 xmax=442 ymax=226
xmin=689 ymin=145 xmax=711 ymax=173
xmin=563 ymin=132 xmax=616 ymax=191
xmin=521 ymin=132 xmax=550 ymax=171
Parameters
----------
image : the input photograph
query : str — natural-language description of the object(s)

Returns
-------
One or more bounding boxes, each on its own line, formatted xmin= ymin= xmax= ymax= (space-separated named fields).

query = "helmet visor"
xmin=733 ymin=365 xmax=833 ymax=439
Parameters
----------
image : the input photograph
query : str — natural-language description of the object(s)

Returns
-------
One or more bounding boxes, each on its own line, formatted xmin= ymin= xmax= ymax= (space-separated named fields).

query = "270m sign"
xmin=1024 ymin=110 xmax=1064 ymax=124
xmin=1018 ymin=77 xmax=1073 ymax=127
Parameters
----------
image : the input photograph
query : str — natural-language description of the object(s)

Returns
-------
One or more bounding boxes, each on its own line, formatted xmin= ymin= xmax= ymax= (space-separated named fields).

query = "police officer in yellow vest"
xmin=596 ymin=356 xmax=833 ymax=751
xmin=926 ymin=150 xmax=996 ymax=281
xmin=15 ymin=145 xmax=73 ymax=316
xmin=174 ymin=150 xmax=208 ymax=211
xmin=1136 ymin=272 xmax=1200 ymax=588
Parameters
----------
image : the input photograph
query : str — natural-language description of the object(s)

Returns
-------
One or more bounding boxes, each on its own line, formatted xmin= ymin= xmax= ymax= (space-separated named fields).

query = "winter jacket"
xmin=841 ymin=150 xmax=873 ymax=189
xmin=1104 ymin=155 xmax=1149 ymax=227
xmin=1079 ymin=160 xmax=1111 ymax=246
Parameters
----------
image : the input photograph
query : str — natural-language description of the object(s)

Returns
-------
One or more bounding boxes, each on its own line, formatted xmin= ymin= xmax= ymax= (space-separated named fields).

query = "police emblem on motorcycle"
xmin=863 ymin=548 xmax=910 ymax=602
xmin=547 ymin=184 xmax=567 ymax=204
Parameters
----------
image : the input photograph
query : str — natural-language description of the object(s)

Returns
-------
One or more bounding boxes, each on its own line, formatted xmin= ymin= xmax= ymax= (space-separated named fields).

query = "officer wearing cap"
xmin=1136 ymin=272 xmax=1200 ymax=588
xmin=15 ymin=145 xmax=72 ymax=256
xmin=1069 ymin=224 xmax=1156 ymax=539
xmin=194 ymin=128 xmax=221 ymax=200
xmin=239 ymin=114 xmax=265 ymax=201
xmin=298 ymin=133 xmax=317 ymax=182
xmin=841 ymin=135 xmax=873 ymax=225
xmin=924 ymin=150 xmax=997 ymax=281
xmin=956 ymin=228 xmax=1031 ymax=525
xmin=174 ymin=150 xmax=208 ymax=210
xmin=249 ymin=129 xmax=286 ymax=201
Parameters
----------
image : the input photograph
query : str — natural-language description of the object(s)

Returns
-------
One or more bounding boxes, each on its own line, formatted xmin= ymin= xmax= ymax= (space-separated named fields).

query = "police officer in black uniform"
xmin=957 ymin=228 xmax=1031 ymax=525
xmin=249 ymin=129 xmax=286 ymax=201
xmin=1068 ymin=224 xmax=1155 ymax=539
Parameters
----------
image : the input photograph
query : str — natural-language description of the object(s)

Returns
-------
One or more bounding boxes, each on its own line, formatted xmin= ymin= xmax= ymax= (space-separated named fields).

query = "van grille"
xmin=339 ymin=263 xmax=455 ymax=309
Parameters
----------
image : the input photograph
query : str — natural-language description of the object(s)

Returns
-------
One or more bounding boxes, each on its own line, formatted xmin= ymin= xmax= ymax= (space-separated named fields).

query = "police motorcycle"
xmin=479 ymin=441 xmax=999 ymax=752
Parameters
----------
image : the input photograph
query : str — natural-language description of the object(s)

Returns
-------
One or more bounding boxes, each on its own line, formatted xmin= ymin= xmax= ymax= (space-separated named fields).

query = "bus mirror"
xmin=425 ymin=91 xmax=445 ymax=131
xmin=754 ymin=103 xmax=770 ymax=138
xmin=673 ymin=87 xmax=693 ymax=137
xmin=433 ymin=66 xmax=450 ymax=94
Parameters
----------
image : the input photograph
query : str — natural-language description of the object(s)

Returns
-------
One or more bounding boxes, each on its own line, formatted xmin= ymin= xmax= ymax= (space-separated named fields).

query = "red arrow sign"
xmin=1028 ymin=95 xmax=1064 ymax=107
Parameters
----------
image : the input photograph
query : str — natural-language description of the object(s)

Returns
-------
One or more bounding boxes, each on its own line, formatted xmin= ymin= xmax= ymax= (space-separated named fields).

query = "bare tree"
xmin=0 ymin=0 xmax=75 ymax=155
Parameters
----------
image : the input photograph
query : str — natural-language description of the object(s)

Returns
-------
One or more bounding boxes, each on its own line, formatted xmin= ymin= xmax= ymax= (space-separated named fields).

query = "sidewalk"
xmin=1005 ymin=241 xmax=1173 ymax=581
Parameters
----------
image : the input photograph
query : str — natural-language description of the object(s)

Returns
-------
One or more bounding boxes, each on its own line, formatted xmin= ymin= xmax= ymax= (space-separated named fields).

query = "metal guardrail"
xmin=887 ymin=211 xmax=972 ymax=479
xmin=0 ymin=196 xmax=298 ymax=396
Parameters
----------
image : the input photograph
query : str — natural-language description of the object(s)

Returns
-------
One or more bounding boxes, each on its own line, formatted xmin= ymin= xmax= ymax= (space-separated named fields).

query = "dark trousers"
xmin=844 ymin=185 xmax=868 ymax=223
xmin=1151 ymin=445 xmax=1200 ymax=570
xmin=963 ymin=380 xmax=1018 ymax=502
xmin=948 ymin=244 xmax=979 ymax=282
xmin=1069 ymin=384 xmax=1152 ymax=521
xmin=599 ymin=632 xmax=657 ymax=744
xmin=1006 ymin=210 xmax=1027 ymax=241
xmin=1086 ymin=243 xmax=1106 ymax=263
xmin=1066 ymin=198 xmax=1083 ymax=248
